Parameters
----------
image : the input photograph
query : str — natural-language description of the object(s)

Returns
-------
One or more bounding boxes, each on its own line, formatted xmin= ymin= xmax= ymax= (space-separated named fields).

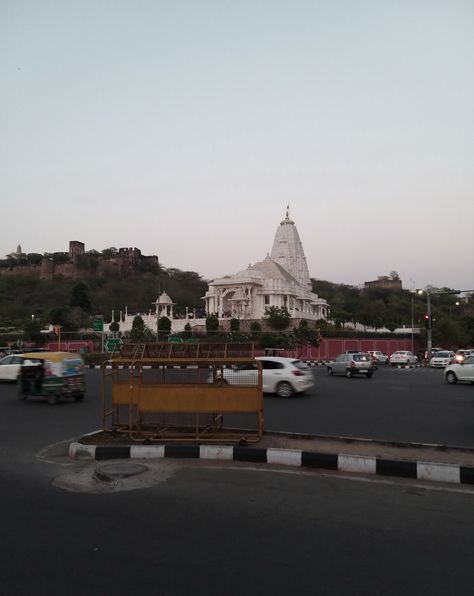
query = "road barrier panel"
xmin=101 ymin=343 xmax=263 ymax=443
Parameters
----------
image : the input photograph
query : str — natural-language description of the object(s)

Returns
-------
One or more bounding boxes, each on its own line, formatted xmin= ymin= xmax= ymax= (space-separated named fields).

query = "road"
xmin=1 ymin=366 xmax=473 ymax=596
xmin=3 ymin=365 xmax=469 ymax=449
xmin=265 ymin=364 xmax=474 ymax=447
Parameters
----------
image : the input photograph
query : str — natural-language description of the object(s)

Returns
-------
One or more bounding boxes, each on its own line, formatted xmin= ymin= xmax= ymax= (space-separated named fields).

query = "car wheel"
xmin=445 ymin=372 xmax=457 ymax=384
xmin=327 ymin=367 xmax=334 ymax=376
xmin=74 ymin=392 xmax=84 ymax=401
xmin=345 ymin=369 xmax=352 ymax=378
xmin=276 ymin=381 xmax=295 ymax=398
xmin=47 ymin=392 xmax=59 ymax=405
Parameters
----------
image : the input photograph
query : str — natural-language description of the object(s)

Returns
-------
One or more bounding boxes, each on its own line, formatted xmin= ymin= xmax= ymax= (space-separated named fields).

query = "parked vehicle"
xmin=389 ymin=351 xmax=418 ymax=366
xmin=18 ymin=351 xmax=85 ymax=404
xmin=327 ymin=352 xmax=374 ymax=378
xmin=219 ymin=356 xmax=314 ymax=398
xmin=429 ymin=351 xmax=455 ymax=368
xmin=0 ymin=354 xmax=38 ymax=381
xmin=444 ymin=356 xmax=474 ymax=384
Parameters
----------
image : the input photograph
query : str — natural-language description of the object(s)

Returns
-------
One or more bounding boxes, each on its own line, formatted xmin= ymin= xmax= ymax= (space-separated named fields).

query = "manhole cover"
xmin=95 ymin=463 xmax=149 ymax=482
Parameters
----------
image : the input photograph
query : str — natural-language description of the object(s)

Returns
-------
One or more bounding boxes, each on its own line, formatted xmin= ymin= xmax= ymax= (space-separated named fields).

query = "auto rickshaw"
xmin=18 ymin=352 xmax=85 ymax=404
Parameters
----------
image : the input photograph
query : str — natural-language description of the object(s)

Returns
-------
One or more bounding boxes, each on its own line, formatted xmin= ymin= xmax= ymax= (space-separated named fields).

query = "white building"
xmin=106 ymin=208 xmax=329 ymax=336
xmin=203 ymin=208 xmax=329 ymax=321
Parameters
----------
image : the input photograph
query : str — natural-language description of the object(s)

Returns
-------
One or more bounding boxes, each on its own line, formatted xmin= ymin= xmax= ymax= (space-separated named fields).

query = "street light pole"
xmin=426 ymin=290 xmax=432 ymax=354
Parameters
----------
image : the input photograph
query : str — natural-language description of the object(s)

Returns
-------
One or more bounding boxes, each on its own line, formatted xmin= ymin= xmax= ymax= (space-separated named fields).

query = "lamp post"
xmin=448 ymin=302 xmax=460 ymax=319
xmin=426 ymin=290 xmax=432 ymax=354
xmin=417 ymin=288 xmax=431 ymax=355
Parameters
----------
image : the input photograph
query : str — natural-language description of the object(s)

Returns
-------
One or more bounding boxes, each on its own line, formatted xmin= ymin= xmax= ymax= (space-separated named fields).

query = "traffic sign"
xmin=93 ymin=318 xmax=104 ymax=332
xmin=105 ymin=338 xmax=123 ymax=352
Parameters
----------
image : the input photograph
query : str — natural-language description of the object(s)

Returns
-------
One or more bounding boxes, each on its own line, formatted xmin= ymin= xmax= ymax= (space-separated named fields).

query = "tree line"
xmin=0 ymin=265 xmax=472 ymax=348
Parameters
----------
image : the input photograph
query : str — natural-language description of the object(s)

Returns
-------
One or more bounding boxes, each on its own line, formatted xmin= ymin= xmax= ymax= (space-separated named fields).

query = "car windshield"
xmin=435 ymin=352 xmax=451 ymax=358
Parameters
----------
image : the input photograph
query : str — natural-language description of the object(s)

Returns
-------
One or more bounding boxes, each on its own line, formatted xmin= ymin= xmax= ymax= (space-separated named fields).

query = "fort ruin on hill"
xmin=0 ymin=241 xmax=159 ymax=280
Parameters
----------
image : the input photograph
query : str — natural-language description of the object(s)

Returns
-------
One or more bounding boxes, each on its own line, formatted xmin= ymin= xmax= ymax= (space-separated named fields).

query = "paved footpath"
xmin=70 ymin=431 xmax=474 ymax=487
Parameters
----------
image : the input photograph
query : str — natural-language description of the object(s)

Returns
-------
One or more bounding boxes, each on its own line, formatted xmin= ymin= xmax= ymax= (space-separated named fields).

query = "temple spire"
xmin=271 ymin=209 xmax=311 ymax=288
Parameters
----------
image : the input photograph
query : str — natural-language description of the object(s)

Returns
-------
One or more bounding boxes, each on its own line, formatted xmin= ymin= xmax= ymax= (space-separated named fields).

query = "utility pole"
xmin=426 ymin=290 xmax=432 ymax=354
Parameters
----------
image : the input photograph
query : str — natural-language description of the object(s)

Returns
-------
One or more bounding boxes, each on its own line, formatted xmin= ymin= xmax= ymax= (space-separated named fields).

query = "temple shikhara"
xmin=204 ymin=207 xmax=329 ymax=322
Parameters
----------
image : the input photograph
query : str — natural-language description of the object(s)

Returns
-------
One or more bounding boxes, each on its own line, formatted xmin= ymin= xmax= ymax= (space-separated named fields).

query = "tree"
xmin=206 ymin=314 xmax=219 ymax=334
xmin=48 ymin=307 xmax=70 ymax=327
xmin=70 ymin=281 xmax=92 ymax=313
xmin=293 ymin=320 xmax=319 ymax=346
xmin=265 ymin=306 xmax=291 ymax=331
xmin=230 ymin=318 xmax=240 ymax=332
xmin=109 ymin=321 xmax=120 ymax=334
xmin=389 ymin=270 xmax=400 ymax=280
xmin=101 ymin=247 xmax=118 ymax=259
xmin=23 ymin=318 xmax=45 ymax=345
xmin=250 ymin=321 xmax=261 ymax=333
xmin=52 ymin=252 xmax=70 ymax=265
xmin=158 ymin=316 xmax=172 ymax=335
xmin=27 ymin=253 xmax=43 ymax=265
xmin=130 ymin=315 xmax=146 ymax=341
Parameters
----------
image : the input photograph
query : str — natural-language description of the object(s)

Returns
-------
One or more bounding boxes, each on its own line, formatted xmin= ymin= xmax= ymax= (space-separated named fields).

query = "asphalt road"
xmin=1 ymin=369 xmax=474 ymax=596
xmin=5 ymin=365 xmax=471 ymax=449
xmin=265 ymin=364 xmax=474 ymax=447
xmin=1 ymin=457 xmax=474 ymax=596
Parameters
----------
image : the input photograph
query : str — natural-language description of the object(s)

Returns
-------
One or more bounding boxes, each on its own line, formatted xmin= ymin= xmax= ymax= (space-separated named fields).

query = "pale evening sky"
xmin=1 ymin=1 xmax=473 ymax=292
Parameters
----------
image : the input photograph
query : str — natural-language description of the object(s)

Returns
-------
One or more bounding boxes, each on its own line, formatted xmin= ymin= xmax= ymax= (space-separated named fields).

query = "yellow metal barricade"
xmin=101 ymin=343 xmax=263 ymax=443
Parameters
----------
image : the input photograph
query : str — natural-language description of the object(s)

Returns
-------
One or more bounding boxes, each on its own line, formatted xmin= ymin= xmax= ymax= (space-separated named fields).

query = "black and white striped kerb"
xmin=69 ymin=443 xmax=474 ymax=486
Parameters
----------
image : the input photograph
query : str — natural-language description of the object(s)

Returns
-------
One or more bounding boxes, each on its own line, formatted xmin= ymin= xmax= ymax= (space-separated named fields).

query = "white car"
xmin=429 ymin=351 xmax=455 ymax=368
xmin=0 ymin=355 xmax=37 ymax=381
xmin=444 ymin=356 xmax=474 ymax=384
xmin=389 ymin=351 xmax=418 ymax=366
xmin=219 ymin=357 xmax=314 ymax=397
xmin=453 ymin=349 xmax=474 ymax=363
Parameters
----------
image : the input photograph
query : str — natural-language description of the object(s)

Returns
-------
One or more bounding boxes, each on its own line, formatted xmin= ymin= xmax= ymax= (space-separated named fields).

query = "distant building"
xmin=69 ymin=241 xmax=85 ymax=261
xmin=364 ymin=278 xmax=402 ymax=291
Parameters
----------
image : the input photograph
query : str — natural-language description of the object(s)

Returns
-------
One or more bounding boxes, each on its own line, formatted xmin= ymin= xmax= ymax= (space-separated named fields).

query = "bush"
xmin=230 ymin=318 xmax=240 ymax=332
xmin=82 ymin=352 xmax=111 ymax=366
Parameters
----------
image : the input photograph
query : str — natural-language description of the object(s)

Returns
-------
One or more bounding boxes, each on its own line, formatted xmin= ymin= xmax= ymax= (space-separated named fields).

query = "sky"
xmin=1 ymin=1 xmax=473 ymax=292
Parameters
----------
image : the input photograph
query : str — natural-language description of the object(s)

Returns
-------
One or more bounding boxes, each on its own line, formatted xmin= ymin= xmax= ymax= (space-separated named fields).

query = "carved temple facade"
xmin=204 ymin=209 xmax=329 ymax=322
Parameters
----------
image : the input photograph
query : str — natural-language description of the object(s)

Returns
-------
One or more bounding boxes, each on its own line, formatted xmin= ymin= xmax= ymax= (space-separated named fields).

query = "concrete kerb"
xmin=69 ymin=434 xmax=474 ymax=487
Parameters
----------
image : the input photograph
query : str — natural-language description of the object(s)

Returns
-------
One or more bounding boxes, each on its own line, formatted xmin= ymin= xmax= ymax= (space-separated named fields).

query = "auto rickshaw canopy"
xmin=20 ymin=351 xmax=77 ymax=363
